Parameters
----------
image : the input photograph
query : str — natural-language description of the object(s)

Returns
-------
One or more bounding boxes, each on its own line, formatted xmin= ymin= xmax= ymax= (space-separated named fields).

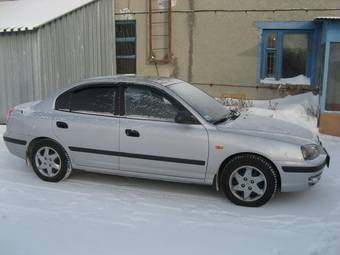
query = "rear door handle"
xmin=56 ymin=121 xmax=68 ymax=129
xmin=125 ymin=129 xmax=140 ymax=137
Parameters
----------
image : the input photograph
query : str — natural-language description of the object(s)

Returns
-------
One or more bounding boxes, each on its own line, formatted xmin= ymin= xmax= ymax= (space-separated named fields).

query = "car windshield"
xmin=169 ymin=82 xmax=231 ymax=123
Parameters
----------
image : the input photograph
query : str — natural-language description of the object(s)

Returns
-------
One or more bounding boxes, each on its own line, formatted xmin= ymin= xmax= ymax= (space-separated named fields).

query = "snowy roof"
xmin=0 ymin=0 xmax=96 ymax=33
xmin=314 ymin=16 xmax=340 ymax=21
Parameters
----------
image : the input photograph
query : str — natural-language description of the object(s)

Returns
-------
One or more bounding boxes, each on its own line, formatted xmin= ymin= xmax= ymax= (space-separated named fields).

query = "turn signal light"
xmin=215 ymin=144 xmax=224 ymax=150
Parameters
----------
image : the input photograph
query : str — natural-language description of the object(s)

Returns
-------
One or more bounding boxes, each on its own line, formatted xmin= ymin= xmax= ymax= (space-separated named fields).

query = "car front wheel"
xmin=221 ymin=154 xmax=278 ymax=207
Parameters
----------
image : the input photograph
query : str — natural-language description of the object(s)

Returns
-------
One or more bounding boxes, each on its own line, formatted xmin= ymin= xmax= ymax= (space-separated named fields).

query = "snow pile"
xmin=248 ymin=92 xmax=318 ymax=132
xmin=261 ymin=75 xmax=311 ymax=85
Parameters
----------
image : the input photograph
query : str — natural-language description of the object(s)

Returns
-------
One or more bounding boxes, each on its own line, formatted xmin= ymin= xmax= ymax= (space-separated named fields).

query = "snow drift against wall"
xmin=260 ymin=75 xmax=311 ymax=85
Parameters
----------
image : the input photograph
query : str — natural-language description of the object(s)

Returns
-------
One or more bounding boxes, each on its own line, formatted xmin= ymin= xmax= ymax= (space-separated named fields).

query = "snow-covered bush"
xmin=305 ymin=104 xmax=319 ymax=118
xmin=217 ymin=97 xmax=254 ymax=111
xmin=268 ymin=100 xmax=279 ymax=111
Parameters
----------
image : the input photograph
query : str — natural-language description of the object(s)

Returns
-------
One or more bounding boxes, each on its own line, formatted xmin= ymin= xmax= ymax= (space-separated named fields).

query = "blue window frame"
xmin=257 ymin=22 xmax=319 ymax=85
xmin=115 ymin=20 xmax=136 ymax=74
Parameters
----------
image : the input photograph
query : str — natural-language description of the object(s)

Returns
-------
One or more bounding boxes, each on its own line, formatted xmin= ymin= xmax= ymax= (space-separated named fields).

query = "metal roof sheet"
xmin=0 ymin=0 xmax=96 ymax=33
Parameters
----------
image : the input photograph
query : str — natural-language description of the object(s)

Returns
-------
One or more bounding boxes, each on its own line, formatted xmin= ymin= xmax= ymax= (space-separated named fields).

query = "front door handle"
xmin=56 ymin=121 xmax=68 ymax=129
xmin=125 ymin=129 xmax=140 ymax=137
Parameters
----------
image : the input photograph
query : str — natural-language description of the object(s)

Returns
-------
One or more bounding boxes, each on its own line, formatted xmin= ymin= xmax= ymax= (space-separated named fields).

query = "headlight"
xmin=301 ymin=144 xmax=321 ymax=160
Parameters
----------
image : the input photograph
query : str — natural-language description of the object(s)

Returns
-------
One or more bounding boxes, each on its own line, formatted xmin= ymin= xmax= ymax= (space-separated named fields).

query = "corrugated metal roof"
xmin=315 ymin=16 xmax=340 ymax=21
xmin=0 ymin=0 xmax=96 ymax=33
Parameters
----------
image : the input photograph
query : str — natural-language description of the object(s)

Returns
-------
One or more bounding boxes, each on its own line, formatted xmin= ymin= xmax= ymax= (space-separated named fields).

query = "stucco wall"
xmin=114 ymin=0 xmax=340 ymax=99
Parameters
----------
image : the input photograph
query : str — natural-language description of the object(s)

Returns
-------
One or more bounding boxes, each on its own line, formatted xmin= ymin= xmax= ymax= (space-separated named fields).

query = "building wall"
xmin=0 ymin=31 xmax=39 ymax=122
xmin=114 ymin=0 xmax=340 ymax=99
xmin=37 ymin=0 xmax=115 ymax=98
xmin=0 ymin=0 xmax=115 ymax=123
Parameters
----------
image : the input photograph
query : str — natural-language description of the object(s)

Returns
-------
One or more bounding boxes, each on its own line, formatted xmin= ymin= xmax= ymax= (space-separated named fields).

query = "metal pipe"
xmin=192 ymin=82 xmax=316 ymax=92
xmin=115 ymin=7 xmax=340 ymax=15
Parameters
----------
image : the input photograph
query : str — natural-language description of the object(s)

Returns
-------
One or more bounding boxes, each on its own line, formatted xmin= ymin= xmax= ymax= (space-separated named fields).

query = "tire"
xmin=29 ymin=139 xmax=72 ymax=182
xmin=220 ymin=154 xmax=278 ymax=207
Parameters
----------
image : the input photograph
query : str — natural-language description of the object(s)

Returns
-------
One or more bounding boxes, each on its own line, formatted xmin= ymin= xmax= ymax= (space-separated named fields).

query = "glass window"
xmin=266 ymin=32 xmax=277 ymax=77
xmin=116 ymin=58 xmax=136 ymax=74
xmin=169 ymin=82 xmax=230 ymax=123
xmin=267 ymin=32 xmax=277 ymax=49
xmin=116 ymin=41 xmax=136 ymax=56
xmin=316 ymin=44 xmax=326 ymax=93
xmin=116 ymin=22 xmax=136 ymax=38
xmin=124 ymin=86 xmax=180 ymax=121
xmin=116 ymin=20 xmax=136 ymax=74
xmin=55 ymin=91 xmax=71 ymax=111
xmin=326 ymin=43 xmax=340 ymax=111
xmin=282 ymin=34 xmax=308 ymax=78
xmin=260 ymin=29 xmax=314 ymax=84
xmin=266 ymin=52 xmax=276 ymax=78
xmin=70 ymin=87 xmax=116 ymax=115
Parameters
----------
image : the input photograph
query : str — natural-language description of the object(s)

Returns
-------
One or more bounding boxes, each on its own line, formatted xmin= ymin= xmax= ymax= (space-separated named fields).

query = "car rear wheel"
xmin=30 ymin=139 xmax=72 ymax=182
xmin=221 ymin=154 xmax=278 ymax=207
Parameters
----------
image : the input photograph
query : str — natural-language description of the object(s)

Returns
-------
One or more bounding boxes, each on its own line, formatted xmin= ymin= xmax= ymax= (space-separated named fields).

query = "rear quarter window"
xmin=55 ymin=92 xmax=71 ymax=111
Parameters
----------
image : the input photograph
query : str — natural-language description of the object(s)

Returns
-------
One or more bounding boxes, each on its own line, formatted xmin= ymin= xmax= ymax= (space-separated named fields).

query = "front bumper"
xmin=281 ymin=159 xmax=328 ymax=173
xmin=278 ymin=151 xmax=330 ymax=192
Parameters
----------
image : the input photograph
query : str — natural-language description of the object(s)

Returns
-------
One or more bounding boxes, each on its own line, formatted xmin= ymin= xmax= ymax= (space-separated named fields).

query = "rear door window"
xmin=70 ymin=87 xmax=116 ymax=116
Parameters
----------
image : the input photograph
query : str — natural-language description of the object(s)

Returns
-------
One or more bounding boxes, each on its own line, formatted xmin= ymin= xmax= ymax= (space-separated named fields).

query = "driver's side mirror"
xmin=175 ymin=111 xmax=199 ymax=125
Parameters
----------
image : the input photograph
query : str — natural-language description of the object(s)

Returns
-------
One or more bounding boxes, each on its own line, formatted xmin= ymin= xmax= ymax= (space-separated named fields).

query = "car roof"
xmin=75 ymin=75 xmax=184 ymax=87
xmin=54 ymin=75 xmax=185 ymax=99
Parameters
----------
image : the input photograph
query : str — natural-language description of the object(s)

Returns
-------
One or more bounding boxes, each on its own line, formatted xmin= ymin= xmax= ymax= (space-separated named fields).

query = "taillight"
xmin=5 ymin=108 xmax=14 ymax=125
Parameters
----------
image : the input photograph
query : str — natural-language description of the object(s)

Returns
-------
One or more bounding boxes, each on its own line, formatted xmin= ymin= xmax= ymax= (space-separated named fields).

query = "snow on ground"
xmin=1 ymin=93 xmax=340 ymax=255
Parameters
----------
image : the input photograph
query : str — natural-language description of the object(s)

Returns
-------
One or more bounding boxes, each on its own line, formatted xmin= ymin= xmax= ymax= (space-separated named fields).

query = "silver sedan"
xmin=3 ymin=76 xmax=330 ymax=207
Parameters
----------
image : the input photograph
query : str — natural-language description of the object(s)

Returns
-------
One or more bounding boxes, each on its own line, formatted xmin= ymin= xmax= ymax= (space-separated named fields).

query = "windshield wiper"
xmin=213 ymin=116 xmax=229 ymax=125
xmin=228 ymin=109 xmax=241 ymax=120
xmin=213 ymin=110 xmax=240 ymax=125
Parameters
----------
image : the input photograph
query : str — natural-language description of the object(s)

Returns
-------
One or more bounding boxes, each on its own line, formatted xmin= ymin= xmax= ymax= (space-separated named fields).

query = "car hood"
xmin=216 ymin=113 xmax=316 ymax=145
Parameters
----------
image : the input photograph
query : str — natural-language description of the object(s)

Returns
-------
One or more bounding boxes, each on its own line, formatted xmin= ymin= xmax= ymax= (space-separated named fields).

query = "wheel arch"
xmin=215 ymin=152 xmax=281 ymax=192
xmin=26 ymin=137 xmax=69 ymax=165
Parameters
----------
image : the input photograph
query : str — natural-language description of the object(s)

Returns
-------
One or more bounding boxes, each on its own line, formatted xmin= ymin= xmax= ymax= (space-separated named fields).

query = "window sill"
xmin=323 ymin=110 xmax=340 ymax=114
xmin=260 ymin=75 xmax=311 ymax=86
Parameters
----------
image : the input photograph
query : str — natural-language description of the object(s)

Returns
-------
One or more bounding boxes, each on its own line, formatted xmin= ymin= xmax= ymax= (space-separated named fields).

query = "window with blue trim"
xmin=116 ymin=20 xmax=136 ymax=74
xmin=259 ymin=25 xmax=317 ymax=85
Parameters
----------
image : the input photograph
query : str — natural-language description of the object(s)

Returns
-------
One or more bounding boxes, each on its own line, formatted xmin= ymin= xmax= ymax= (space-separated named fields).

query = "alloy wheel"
xmin=229 ymin=166 xmax=267 ymax=202
xmin=35 ymin=146 xmax=62 ymax=177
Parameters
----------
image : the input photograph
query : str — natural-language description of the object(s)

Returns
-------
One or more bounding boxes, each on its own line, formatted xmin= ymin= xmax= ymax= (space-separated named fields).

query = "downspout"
xmin=187 ymin=0 xmax=195 ymax=82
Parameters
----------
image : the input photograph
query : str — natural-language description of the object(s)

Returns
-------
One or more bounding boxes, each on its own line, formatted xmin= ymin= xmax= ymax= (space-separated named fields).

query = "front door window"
xmin=124 ymin=86 xmax=181 ymax=122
